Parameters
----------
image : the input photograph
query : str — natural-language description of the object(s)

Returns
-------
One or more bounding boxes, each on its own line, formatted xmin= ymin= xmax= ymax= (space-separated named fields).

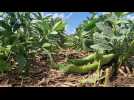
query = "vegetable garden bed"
xmin=0 ymin=12 xmax=134 ymax=87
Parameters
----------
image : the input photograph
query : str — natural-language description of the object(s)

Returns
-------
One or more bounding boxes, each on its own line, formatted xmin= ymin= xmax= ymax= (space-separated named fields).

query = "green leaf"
xmin=0 ymin=59 xmax=9 ymax=72
xmin=16 ymin=54 xmax=27 ymax=67
xmin=114 ymin=12 xmax=124 ymax=17
xmin=0 ymin=20 xmax=12 ymax=32
xmin=74 ymin=36 xmax=79 ymax=39
xmin=90 ymin=43 xmax=112 ymax=51
xmin=52 ymin=21 xmax=65 ymax=31
xmin=96 ymin=22 xmax=113 ymax=34
xmin=32 ymin=12 xmax=42 ymax=20
xmin=42 ymin=43 xmax=51 ymax=48
xmin=0 ymin=12 xmax=4 ymax=16
xmin=81 ymin=31 xmax=88 ymax=36
xmin=50 ymin=31 xmax=58 ymax=35
xmin=114 ymin=12 xmax=129 ymax=17
xmin=82 ymin=19 xmax=96 ymax=31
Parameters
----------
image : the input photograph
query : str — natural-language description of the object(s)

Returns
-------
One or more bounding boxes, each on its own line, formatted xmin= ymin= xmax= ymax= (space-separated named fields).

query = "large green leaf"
xmin=52 ymin=20 xmax=65 ymax=31
xmin=96 ymin=22 xmax=113 ymax=34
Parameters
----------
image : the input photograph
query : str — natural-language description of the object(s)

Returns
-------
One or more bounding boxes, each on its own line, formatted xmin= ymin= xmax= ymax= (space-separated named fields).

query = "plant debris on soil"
xmin=0 ymin=49 xmax=134 ymax=87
